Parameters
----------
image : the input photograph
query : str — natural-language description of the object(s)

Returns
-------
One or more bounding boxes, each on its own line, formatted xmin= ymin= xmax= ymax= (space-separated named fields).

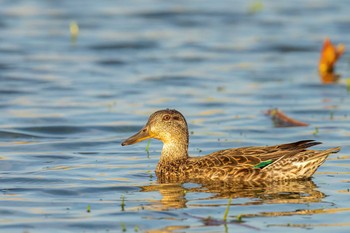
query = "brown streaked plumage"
xmin=121 ymin=109 xmax=340 ymax=183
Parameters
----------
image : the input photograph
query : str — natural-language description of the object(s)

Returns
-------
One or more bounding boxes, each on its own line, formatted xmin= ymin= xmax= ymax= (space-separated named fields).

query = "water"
xmin=0 ymin=0 xmax=350 ymax=232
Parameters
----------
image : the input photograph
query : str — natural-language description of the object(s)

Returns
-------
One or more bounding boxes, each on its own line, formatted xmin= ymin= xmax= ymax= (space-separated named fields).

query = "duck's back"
xmin=173 ymin=140 xmax=340 ymax=182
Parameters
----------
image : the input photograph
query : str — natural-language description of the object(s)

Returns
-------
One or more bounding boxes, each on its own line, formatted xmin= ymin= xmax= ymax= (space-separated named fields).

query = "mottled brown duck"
xmin=121 ymin=109 xmax=340 ymax=182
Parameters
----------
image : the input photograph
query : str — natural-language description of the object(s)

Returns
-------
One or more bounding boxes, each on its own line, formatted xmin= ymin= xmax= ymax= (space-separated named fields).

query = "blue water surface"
xmin=0 ymin=0 xmax=350 ymax=232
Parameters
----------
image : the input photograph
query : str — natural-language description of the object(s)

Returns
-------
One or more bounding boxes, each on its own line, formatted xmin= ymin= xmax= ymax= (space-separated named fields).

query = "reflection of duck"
xmin=141 ymin=180 xmax=325 ymax=210
xmin=122 ymin=109 xmax=340 ymax=182
xmin=141 ymin=183 xmax=187 ymax=209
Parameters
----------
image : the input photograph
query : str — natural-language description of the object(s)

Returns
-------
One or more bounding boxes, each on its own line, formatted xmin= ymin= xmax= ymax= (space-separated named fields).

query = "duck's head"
xmin=121 ymin=109 xmax=189 ymax=146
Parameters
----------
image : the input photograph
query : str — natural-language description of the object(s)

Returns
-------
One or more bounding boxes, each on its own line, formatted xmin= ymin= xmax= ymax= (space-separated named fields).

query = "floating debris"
xmin=265 ymin=108 xmax=309 ymax=127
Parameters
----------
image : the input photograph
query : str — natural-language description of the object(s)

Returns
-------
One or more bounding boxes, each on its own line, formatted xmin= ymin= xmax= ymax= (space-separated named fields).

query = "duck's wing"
xmin=206 ymin=140 xmax=322 ymax=163
xmin=187 ymin=140 xmax=339 ymax=181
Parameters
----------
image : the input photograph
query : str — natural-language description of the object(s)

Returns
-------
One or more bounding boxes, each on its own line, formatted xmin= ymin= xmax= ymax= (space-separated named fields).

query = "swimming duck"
xmin=121 ymin=109 xmax=340 ymax=182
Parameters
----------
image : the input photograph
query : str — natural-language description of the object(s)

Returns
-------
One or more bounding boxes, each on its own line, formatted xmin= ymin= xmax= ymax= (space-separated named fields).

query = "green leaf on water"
xmin=248 ymin=0 xmax=264 ymax=14
xmin=70 ymin=21 xmax=79 ymax=42
xmin=87 ymin=204 xmax=91 ymax=213
xmin=253 ymin=159 xmax=273 ymax=169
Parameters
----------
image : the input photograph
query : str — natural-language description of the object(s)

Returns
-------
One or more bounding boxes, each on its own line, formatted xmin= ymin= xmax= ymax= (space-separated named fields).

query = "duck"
xmin=121 ymin=109 xmax=340 ymax=183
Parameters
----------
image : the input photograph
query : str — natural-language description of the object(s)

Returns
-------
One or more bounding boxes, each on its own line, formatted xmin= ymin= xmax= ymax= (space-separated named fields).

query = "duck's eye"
xmin=162 ymin=115 xmax=171 ymax=121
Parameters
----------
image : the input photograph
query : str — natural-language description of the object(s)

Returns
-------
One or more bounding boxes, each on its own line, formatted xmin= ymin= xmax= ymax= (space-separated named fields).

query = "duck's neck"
xmin=160 ymin=142 xmax=188 ymax=164
xmin=157 ymin=125 xmax=190 ymax=172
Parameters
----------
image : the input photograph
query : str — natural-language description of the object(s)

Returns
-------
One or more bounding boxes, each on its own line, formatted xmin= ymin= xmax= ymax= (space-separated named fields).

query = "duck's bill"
xmin=121 ymin=127 xmax=150 ymax=146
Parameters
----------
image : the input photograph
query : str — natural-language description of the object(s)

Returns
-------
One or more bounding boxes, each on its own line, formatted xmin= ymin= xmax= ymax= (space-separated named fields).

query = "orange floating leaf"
xmin=319 ymin=37 xmax=345 ymax=74
xmin=265 ymin=108 xmax=309 ymax=127
xmin=319 ymin=38 xmax=345 ymax=83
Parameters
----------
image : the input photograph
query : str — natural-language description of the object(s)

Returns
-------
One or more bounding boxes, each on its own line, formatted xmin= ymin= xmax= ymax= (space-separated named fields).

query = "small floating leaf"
xmin=134 ymin=225 xmax=139 ymax=232
xmin=87 ymin=204 xmax=91 ymax=213
xmin=248 ymin=0 xmax=264 ymax=14
xmin=70 ymin=21 xmax=79 ymax=42
xmin=254 ymin=159 xmax=273 ymax=169
xmin=346 ymin=78 xmax=350 ymax=93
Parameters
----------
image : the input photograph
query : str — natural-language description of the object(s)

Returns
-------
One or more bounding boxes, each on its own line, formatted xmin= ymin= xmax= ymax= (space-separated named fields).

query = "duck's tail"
xmin=300 ymin=146 xmax=340 ymax=178
xmin=264 ymin=146 xmax=341 ymax=180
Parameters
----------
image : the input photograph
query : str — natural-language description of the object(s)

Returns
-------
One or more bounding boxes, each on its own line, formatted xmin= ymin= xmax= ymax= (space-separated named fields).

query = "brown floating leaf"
xmin=319 ymin=37 xmax=345 ymax=84
xmin=265 ymin=108 xmax=309 ymax=127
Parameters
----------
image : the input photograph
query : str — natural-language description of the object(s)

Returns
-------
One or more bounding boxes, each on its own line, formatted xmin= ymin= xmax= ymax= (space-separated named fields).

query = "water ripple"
xmin=0 ymin=130 xmax=42 ymax=139
xmin=89 ymin=41 xmax=158 ymax=51
xmin=96 ymin=59 xmax=126 ymax=66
